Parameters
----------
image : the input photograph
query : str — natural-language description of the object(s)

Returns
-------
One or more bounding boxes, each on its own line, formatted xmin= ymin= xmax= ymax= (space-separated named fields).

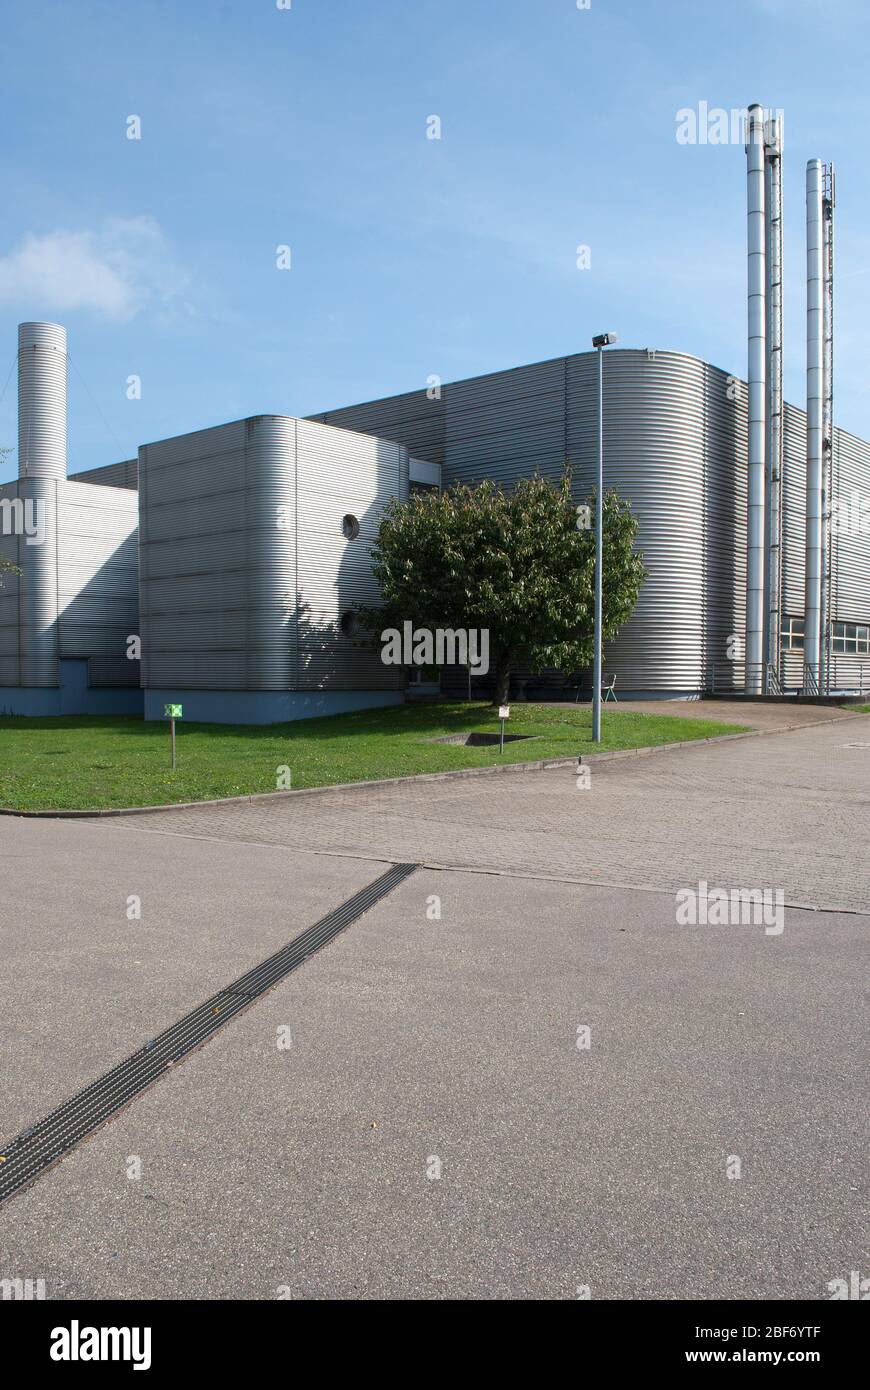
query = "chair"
xmin=575 ymin=675 xmax=617 ymax=703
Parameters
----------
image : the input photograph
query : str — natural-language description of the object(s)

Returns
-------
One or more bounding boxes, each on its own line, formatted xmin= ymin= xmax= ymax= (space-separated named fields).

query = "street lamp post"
xmin=591 ymin=332 xmax=618 ymax=743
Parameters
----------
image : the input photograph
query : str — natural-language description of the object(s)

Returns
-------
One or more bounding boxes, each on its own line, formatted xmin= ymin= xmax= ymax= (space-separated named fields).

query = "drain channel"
xmin=0 ymin=861 xmax=418 ymax=1206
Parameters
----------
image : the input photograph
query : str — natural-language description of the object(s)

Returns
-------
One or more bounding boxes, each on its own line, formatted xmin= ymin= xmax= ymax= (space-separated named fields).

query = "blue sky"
xmin=1 ymin=0 xmax=868 ymax=481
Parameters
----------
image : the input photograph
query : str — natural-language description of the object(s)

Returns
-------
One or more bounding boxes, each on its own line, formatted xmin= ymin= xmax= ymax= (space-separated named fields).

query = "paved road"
xmin=105 ymin=714 xmax=870 ymax=913
xmin=565 ymin=697 xmax=861 ymax=733
xmin=0 ymin=717 xmax=866 ymax=1299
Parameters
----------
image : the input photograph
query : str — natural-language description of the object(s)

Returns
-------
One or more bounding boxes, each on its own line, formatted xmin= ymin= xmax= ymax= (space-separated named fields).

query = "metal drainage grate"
xmin=0 ymin=861 xmax=418 ymax=1206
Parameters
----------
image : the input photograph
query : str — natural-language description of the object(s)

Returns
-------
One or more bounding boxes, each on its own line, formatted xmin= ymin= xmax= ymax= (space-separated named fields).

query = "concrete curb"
xmin=0 ymin=709 xmax=862 ymax=819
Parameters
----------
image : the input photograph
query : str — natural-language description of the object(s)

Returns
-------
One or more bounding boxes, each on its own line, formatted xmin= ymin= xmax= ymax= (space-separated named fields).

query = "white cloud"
xmin=0 ymin=217 xmax=189 ymax=321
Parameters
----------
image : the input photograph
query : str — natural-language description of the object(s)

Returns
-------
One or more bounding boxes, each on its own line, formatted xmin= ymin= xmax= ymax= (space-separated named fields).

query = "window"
xmin=341 ymin=514 xmax=360 ymax=540
xmin=781 ymin=617 xmax=804 ymax=652
xmin=832 ymin=622 xmax=870 ymax=654
xmin=340 ymin=611 xmax=357 ymax=637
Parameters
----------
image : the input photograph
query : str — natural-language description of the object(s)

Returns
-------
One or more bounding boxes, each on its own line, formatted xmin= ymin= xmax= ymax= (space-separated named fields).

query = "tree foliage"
xmin=357 ymin=473 xmax=645 ymax=703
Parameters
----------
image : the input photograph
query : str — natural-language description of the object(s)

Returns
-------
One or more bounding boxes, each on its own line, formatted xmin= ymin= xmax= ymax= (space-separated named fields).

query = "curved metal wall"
xmin=17 ymin=322 xmax=67 ymax=481
xmin=316 ymin=349 xmax=750 ymax=693
xmin=136 ymin=352 xmax=869 ymax=698
xmin=570 ymin=351 xmax=747 ymax=692
xmin=139 ymin=415 xmax=408 ymax=693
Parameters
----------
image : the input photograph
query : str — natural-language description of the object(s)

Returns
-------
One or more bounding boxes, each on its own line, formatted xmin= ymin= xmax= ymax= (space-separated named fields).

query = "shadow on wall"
xmin=702 ymin=359 xmax=745 ymax=695
xmin=293 ymin=439 xmax=406 ymax=700
xmin=56 ymin=530 xmax=140 ymax=691
xmin=0 ymin=508 xmax=142 ymax=714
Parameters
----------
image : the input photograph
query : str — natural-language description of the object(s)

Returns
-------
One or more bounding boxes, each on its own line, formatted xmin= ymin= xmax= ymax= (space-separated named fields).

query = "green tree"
xmin=357 ymin=473 xmax=645 ymax=704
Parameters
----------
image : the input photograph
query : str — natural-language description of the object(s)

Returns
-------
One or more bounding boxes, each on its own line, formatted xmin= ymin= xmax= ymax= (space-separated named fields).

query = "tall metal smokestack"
xmin=820 ymin=164 xmax=835 ymax=692
xmin=745 ymin=105 xmax=767 ymax=694
xmin=17 ymin=321 xmax=67 ymax=480
xmin=16 ymin=321 xmax=65 ymax=688
xmin=764 ymin=115 xmax=784 ymax=687
xmin=805 ymin=161 xmax=824 ymax=690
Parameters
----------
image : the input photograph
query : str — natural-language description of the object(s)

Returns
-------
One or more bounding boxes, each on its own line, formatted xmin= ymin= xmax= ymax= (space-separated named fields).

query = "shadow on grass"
xmin=0 ymin=703 xmax=534 ymax=743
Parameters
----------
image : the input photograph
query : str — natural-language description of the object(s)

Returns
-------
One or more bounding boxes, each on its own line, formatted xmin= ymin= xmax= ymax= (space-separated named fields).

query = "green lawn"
xmin=0 ymin=702 xmax=747 ymax=812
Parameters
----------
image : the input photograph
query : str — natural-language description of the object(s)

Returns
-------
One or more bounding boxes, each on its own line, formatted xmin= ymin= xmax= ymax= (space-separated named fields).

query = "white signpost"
xmin=164 ymin=703 xmax=183 ymax=769
xmin=498 ymin=704 xmax=510 ymax=753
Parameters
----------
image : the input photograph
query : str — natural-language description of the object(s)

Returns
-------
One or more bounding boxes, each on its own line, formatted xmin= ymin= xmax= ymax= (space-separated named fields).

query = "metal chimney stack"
xmin=17 ymin=321 xmax=68 ymax=480
xmin=820 ymin=164 xmax=835 ymax=692
xmin=763 ymin=115 xmax=784 ymax=687
xmin=805 ymin=161 xmax=824 ymax=691
xmin=16 ymin=321 xmax=65 ymax=688
xmin=745 ymin=105 xmax=767 ymax=694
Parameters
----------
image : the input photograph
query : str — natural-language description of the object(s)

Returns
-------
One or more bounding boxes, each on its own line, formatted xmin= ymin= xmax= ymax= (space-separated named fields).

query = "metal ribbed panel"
xmin=0 ymin=485 xmax=23 ymax=683
xmin=139 ymin=419 xmax=287 ymax=693
xmin=139 ymin=415 xmax=409 ymax=695
xmin=316 ymin=346 xmax=870 ymax=693
xmin=778 ymin=405 xmax=870 ymax=681
xmin=68 ymin=458 xmax=138 ymax=490
xmin=295 ymin=419 xmax=406 ymax=693
xmin=311 ymin=387 xmax=445 ymax=467
xmin=311 ymin=349 xmax=754 ymax=692
xmin=56 ymin=481 xmax=139 ymax=682
xmin=781 ymin=404 xmax=807 ymax=621
xmin=87 ymin=655 xmax=139 ymax=688
xmin=17 ymin=322 xmax=67 ymax=481
xmin=829 ymin=425 xmax=870 ymax=624
xmin=17 ymin=479 xmax=59 ymax=686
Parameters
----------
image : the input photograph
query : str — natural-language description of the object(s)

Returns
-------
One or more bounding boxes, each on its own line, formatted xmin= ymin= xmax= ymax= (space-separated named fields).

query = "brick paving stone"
xmin=102 ymin=715 xmax=870 ymax=914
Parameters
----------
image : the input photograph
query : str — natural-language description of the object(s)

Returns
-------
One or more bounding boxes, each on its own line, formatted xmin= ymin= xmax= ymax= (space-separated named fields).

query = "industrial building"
xmin=1 ymin=323 xmax=437 ymax=721
xmin=1 ymin=107 xmax=868 ymax=722
xmin=312 ymin=346 xmax=870 ymax=698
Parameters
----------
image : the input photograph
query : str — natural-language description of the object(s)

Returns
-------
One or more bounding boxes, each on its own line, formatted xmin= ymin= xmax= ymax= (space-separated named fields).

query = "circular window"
xmin=340 ymin=611 xmax=357 ymax=637
xmin=342 ymin=514 xmax=360 ymax=540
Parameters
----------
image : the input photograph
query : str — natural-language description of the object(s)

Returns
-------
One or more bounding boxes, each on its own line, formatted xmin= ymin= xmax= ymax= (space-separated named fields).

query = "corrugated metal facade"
xmin=138 ymin=415 xmax=408 ymax=693
xmin=69 ymin=458 xmax=138 ymax=491
xmin=311 ymin=348 xmax=870 ymax=693
xmin=57 ymin=481 xmax=140 ymax=687
xmin=18 ymin=322 xmax=67 ymax=481
xmin=779 ymin=405 xmax=870 ymax=689
xmin=0 ymin=478 xmax=139 ymax=689
xmin=0 ymin=480 xmax=59 ymax=687
xmin=0 ymin=484 xmax=22 ymax=686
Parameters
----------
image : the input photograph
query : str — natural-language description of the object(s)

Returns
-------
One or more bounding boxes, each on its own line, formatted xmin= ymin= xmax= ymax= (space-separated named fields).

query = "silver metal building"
xmin=4 ymin=331 xmax=870 ymax=719
xmin=137 ymin=413 xmax=433 ymax=722
xmin=0 ymin=323 xmax=140 ymax=715
xmin=3 ymin=102 xmax=869 ymax=728
xmin=311 ymin=345 xmax=870 ymax=698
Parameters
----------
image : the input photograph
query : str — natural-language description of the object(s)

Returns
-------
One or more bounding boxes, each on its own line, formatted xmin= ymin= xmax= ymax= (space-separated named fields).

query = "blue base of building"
xmin=143 ymin=689 xmax=405 ymax=725
xmin=0 ymin=684 xmax=144 ymax=718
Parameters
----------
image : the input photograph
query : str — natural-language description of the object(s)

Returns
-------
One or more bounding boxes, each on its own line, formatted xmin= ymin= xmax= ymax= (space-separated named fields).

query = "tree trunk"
xmin=493 ymin=649 xmax=513 ymax=706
